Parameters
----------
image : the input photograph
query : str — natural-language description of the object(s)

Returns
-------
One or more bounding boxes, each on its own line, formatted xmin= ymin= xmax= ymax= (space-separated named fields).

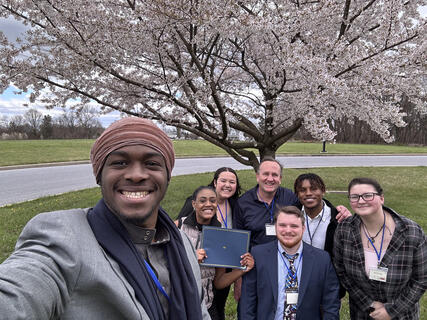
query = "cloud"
xmin=0 ymin=86 xmax=121 ymax=126
xmin=0 ymin=15 xmax=28 ymax=43
xmin=0 ymin=95 xmax=64 ymax=119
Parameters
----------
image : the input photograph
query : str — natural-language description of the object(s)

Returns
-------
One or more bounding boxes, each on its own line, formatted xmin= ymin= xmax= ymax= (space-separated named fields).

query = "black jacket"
xmin=322 ymin=198 xmax=346 ymax=299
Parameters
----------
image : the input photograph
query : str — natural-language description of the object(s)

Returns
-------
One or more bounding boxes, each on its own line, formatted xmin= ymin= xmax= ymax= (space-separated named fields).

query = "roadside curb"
xmin=1 ymin=153 xmax=426 ymax=171
xmin=0 ymin=160 xmax=90 ymax=171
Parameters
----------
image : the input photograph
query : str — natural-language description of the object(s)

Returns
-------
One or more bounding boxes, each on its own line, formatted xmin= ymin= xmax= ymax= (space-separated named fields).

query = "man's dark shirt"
xmin=234 ymin=185 xmax=299 ymax=248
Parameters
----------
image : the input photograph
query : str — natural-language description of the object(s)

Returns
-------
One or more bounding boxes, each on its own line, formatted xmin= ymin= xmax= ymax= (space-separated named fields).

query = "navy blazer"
xmin=240 ymin=241 xmax=340 ymax=320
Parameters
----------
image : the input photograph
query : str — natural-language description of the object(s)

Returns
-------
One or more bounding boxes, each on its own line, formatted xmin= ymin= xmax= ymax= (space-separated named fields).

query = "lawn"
xmin=1 ymin=166 xmax=426 ymax=319
xmin=1 ymin=139 xmax=426 ymax=166
xmin=0 ymin=139 xmax=94 ymax=166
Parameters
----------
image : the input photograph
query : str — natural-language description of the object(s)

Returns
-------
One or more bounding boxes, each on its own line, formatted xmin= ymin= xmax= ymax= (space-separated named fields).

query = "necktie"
xmin=283 ymin=253 xmax=299 ymax=320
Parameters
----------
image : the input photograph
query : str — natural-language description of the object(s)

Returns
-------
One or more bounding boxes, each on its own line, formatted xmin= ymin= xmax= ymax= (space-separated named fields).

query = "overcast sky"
xmin=1 ymin=6 xmax=426 ymax=127
xmin=0 ymin=16 xmax=119 ymax=127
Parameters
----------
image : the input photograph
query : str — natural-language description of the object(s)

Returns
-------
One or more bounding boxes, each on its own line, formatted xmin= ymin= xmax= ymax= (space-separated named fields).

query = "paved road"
xmin=1 ymin=155 xmax=426 ymax=207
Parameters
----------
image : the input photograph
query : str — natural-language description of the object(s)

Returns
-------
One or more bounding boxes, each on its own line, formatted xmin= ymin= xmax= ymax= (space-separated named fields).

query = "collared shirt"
xmin=235 ymin=185 xmax=299 ymax=248
xmin=302 ymin=200 xmax=331 ymax=250
xmin=121 ymin=218 xmax=171 ymax=318
xmin=274 ymin=241 xmax=304 ymax=320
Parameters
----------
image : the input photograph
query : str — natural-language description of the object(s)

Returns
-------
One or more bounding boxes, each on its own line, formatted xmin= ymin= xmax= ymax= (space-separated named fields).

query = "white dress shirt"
xmin=302 ymin=201 xmax=331 ymax=250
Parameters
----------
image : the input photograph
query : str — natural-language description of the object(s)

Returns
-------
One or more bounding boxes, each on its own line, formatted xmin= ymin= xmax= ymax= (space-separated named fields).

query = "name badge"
xmin=265 ymin=223 xmax=276 ymax=236
xmin=369 ymin=267 xmax=388 ymax=282
xmin=286 ymin=292 xmax=298 ymax=304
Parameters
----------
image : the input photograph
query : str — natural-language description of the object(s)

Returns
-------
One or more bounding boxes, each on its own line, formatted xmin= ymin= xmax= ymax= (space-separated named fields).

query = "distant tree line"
xmin=296 ymin=96 xmax=427 ymax=146
xmin=1 ymin=97 xmax=425 ymax=145
xmin=0 ymin=107 xmax=104 ymax=139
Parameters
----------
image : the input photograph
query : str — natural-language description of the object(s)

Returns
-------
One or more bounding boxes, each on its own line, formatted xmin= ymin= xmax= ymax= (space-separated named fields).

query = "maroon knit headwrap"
xmin=90 ymin=117 xmax=175 ymax=183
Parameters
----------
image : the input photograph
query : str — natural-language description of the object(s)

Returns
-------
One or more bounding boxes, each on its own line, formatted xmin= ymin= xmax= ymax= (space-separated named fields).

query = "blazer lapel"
xmin=268 ymin=241 xmax=279 ymax=306
xmin=298 ymin=242 xmax=313 ymax=303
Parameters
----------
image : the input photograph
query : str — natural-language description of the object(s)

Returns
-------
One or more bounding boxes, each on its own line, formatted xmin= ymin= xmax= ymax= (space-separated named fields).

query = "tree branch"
xmin=337 ymin=0 xmax=351 ymax=41
xmin=335 ymin=33 xmax=418 ymax=78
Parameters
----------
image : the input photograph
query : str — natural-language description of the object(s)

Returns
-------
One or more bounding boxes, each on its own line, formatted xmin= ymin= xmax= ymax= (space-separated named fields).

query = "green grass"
xmin=1 ymin=139 xmax=426 ymax=166
xmin=0 ymin=139 xmax=94 ymax=166
xmin=1 ymin=166 xmax=425 ymax=319
xmin=277 ymin=141 xmax=427 ymax=155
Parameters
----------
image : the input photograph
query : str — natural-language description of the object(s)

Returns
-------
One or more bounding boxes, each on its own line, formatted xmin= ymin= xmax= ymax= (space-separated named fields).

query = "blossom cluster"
xmin=0 ymin=0 xmax=425 ymax=165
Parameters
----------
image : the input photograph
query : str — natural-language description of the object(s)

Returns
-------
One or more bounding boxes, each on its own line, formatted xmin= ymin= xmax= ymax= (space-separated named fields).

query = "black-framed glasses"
xmin=348 ymin=192 xmax=380 ymax=203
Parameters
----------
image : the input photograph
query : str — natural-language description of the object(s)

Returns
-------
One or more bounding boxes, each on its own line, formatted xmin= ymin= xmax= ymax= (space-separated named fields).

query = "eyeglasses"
xmin=348 ymin=192 xmax=380 ymax=203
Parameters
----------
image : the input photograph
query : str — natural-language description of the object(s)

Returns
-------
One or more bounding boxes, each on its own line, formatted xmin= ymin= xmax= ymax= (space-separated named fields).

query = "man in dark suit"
xmin=240 ymin=205 xmax=340 ymax=320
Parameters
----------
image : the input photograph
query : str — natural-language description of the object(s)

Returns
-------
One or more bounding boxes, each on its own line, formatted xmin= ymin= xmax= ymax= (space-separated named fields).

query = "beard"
xmin=279 ymin=234 xmax=303 ymax=250
xmin=118 ymin=206 xmax=157 ymax=226
xmin=104 ymin=198 xmax=159 ymax=228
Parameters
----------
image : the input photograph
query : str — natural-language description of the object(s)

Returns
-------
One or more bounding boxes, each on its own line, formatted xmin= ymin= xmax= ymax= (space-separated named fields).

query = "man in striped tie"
xmin=239 ymin=205 xmax=340 ymax=320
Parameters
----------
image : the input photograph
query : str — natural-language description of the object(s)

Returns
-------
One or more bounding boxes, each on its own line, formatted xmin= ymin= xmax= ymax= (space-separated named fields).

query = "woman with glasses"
xmin=333 ymin=177 xmax=426 ymax=320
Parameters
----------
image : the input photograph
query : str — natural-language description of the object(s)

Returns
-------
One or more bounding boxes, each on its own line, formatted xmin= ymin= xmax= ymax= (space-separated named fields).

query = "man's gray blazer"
xmin=0 ymin=208 xmax=210 ymax=320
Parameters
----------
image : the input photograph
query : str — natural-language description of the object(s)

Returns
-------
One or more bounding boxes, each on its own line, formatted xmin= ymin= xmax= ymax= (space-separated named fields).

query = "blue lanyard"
xmin=217 ymin=200 xmax=228 ymax=228
xmin=144 ymin=260 xmax=170 ymax=302
xmin=362 ymin=218 xmax=386 ymax=267
xmin=257 ymin=188 xmax=275 ymax=223
xmin=305 ymin=204 xmax=325 ymax=245
xmin=278 ymin=249 xmax=303 ymax=281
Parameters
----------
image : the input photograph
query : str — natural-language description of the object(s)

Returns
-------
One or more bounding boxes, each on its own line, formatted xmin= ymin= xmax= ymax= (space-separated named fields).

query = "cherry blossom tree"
xmin=1 ymin=0 xmax=425 ymax=168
